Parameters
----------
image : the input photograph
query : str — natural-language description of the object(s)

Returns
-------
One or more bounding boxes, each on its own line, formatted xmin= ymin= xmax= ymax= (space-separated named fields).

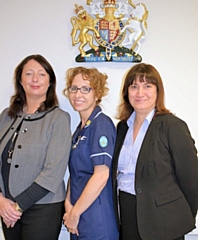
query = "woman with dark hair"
xmin=0 ymin=54 xmax=71 ymax=240
xmin=112 ymin=63 xmax=198 ymax=240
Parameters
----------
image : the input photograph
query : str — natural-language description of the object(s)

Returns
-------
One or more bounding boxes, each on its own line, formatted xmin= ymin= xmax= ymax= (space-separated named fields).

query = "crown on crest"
xmin=103 ymin=0 xmax=116 ymax=7
xmin=74 ymin=4 xmax=84 ymax=15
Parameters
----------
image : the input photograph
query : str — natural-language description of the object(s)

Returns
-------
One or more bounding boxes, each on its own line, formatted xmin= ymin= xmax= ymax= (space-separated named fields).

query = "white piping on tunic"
xmin=90 ymin=152 xmax=112 ymax=159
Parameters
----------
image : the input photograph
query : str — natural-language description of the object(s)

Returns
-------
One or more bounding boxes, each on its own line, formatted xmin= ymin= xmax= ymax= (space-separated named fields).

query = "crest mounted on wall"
xmin=70 ymin=0 xmax=148 ymax=62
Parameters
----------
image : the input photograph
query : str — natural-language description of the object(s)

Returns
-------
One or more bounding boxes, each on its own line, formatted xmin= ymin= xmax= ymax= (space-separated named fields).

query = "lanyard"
xmin=7 ymin=131 xmax=19 ymax=164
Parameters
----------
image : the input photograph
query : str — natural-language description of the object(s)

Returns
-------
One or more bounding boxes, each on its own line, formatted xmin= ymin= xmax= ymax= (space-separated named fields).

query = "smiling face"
xmin=68 ymin=73 xmax=97 ymax=119
xmin=20 ymin=59 xmax=50 ymax=101
xmin=128 ymin=78 xmax=157 ymax=115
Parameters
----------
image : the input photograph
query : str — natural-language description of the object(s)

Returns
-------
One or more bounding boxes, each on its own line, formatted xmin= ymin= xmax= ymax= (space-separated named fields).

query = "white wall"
xmin=0 ymin=0 xmax=197 ymax=239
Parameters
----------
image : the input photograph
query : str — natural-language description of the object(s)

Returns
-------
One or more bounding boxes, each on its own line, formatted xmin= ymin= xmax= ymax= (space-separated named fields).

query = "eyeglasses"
xmin=68 ymin=86 xmax=92 ymax=94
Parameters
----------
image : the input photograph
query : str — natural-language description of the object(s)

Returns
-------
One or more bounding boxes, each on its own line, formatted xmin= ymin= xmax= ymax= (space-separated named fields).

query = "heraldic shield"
xmin=70 ymin=0 xmax=148 ymax=62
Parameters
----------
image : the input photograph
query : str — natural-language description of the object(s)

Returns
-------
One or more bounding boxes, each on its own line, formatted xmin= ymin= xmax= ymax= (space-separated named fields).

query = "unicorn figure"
xmin=120 ymin=1 xmax=148 ymax=54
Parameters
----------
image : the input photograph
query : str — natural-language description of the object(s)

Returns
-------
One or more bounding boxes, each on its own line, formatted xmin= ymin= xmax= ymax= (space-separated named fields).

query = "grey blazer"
xmin=112 ymin=113 xmax=198 ymax=240
xmin=0 ymin=106 xmax=71 ymax=204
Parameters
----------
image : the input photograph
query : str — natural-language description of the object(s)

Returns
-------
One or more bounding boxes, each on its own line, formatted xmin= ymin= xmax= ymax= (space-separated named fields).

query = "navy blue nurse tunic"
xmin=69 ymin=106 xmax=119 ymax=240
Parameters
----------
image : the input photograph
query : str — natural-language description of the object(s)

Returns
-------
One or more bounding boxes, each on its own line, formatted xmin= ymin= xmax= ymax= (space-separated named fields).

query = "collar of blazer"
xmin=115 ymin=116 xmax=162 ymax=176
xmin=135 ymin=115 xmax=165 ymax=177
xmin=0 ymin=106 xmax=58 ymax=144
xmin=18 ymin=105 xmax=58 ymax=122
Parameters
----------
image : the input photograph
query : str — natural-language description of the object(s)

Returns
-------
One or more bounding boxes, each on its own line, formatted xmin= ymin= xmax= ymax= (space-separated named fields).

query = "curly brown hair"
xmin=63 ymin=67 xmax=109 ymax=105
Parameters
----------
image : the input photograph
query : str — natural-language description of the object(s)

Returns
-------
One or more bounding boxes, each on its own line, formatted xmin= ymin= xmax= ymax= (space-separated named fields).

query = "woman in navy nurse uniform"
xmin=63 ymin=67 xmax=119 ymax=240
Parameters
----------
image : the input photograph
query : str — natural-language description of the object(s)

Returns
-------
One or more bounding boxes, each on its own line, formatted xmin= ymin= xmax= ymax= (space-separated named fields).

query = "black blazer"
xmin=112 ymin=113 xmax=198 ymax=240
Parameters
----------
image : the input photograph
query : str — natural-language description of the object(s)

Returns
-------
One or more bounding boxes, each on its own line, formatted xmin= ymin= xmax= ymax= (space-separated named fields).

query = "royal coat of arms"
xmin=70 ymin=0 xmax=148 ymax=62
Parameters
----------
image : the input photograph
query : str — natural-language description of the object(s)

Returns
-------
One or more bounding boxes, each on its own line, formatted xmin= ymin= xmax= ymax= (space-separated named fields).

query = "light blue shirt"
xmin=117 ymin=109 xmax=155 ymax=195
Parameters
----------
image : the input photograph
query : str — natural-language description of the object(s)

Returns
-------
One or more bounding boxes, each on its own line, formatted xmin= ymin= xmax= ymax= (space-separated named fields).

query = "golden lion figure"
xmin=71 ymin=4 xmax=100 ymax=57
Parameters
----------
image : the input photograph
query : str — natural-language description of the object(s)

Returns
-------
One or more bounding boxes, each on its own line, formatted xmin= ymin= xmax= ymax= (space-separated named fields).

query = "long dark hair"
xmin=8 ymin=54 xmax=58 ymax=118
xmin=117 ymin=63 xmax=170 ymax=121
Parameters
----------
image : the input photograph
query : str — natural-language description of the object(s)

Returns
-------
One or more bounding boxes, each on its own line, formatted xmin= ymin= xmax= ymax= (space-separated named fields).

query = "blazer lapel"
xmin=135 ymin=117 xmax=158 ymax=178
xmin=115 ymin=122 xmax=128 ymax=154
xmin=112 ymin=121 xmax=128 ymax=180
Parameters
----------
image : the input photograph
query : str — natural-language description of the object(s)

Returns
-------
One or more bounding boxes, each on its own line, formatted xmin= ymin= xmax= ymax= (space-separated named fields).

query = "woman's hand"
xmin=0 ymin=194 xmax=21 ymax=227
xmin=3 ymin=218 xmax=17 ymax=228
xmin=63 ymin=165 xmax=109 ymax=236
xmin=63 ymin=178 xmax=79 ymax=235
xmin=63 ymin=209 xmax=79 ymax=236
xmin=63 ymin=202 xmax=79 ymax=236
